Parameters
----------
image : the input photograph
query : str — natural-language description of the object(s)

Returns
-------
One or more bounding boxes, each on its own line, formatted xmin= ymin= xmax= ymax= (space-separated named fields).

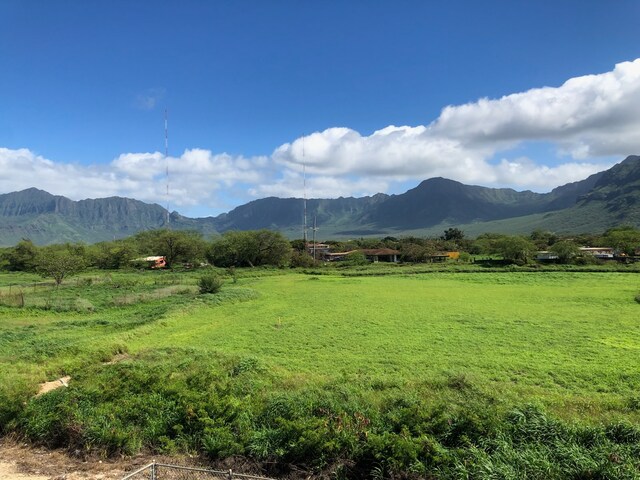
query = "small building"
xmin=359 ymin=248 xmax=400 ymax=263
xmin=537 ymin=251 xmax=559 ymax=262
xmin=306 ymin=243 xmax=331 ymax=258
xmin=324 ymin=251 xmax=352 ymax=262
xmin=428 ymin=251 xmax=460 ymax=263
xmin=136 ymin=256 xmax=167 ymax=269
xmin=324 ymin=248 xmax=400 ymax=263
xmin=579 ymin=247 xmax=614 ymax=259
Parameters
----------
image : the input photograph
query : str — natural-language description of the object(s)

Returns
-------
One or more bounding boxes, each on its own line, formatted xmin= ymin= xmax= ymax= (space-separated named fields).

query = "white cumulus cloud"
xmin=273 ymin=58 xmax=640 ymax=192
xmin=0 ymin=147 xmax=269 ymax=216
xmin=1 ymin=59 xmax=639 ymax=215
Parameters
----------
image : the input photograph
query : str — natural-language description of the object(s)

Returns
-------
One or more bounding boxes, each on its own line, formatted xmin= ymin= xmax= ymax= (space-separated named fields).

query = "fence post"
xmin=151 ymin=460 xmax=156 ymax=480
xmin=228 ymin=468 xmax=233 ymax=480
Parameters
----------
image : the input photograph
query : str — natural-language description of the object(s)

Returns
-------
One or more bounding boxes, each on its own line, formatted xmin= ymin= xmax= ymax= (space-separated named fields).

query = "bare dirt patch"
xmin=0 ymin=440 xmax=271 ymax=480
xmin=0 ymin=440 xmax=146 ymax=480
xmin=36 ymin=377 xmax=71 ymax=397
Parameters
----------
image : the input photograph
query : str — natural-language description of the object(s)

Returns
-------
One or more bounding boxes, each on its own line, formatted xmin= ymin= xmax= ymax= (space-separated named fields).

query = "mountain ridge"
xmin=0 ymin=155 xmax=639 ymax=245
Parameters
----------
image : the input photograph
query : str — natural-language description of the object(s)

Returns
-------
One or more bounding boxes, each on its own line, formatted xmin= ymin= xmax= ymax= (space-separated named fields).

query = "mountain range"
xmin=1 ymin=155 xmax=639 ymax=246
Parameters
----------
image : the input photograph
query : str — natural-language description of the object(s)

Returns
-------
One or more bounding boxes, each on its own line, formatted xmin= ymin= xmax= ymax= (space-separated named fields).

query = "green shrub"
xmin=226 ymin=266 xmax=238 ymax=283
xmin=202 ymin=426 xmax=244 ymax=458
xmin=290 ymin=251 xmax=316 ymax=268
xmin=74 ymin=297 xmax=95 ymax=312
xmin=19 ymin=389 xmax=70 ymax=447
xmin=198 ymin=274 xmax=223 ymax=294
xmin=0 ymin=382 xmax=29 ymax=434
xmin=231 ymin=356 xmax=261 ymax=376
xmin=458 ymin=252 xmax=472 ymax=263
xmin=344 ymin=251 xmax=368 ymax=266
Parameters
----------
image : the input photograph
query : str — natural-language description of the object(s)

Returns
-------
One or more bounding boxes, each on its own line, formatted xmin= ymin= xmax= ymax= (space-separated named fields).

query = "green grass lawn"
xmin=1 ymin=268 xmax=639 ymax=478
xmin=127 ymin=272 xmax=640 ymax=418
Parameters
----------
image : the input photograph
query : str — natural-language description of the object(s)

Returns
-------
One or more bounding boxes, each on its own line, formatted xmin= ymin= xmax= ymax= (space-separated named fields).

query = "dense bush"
xmin=198 ymin=274 xmax=223 ymax=294
xmin=11 ymin=359 xmax=640 ymax=478
xmin=289 ymin=250 xmax=316 ymax=268
xmin=207 ymin=230 xmax=292 ymax=268
xmin=3 ymin=265 xmax=640 ymax=477
xmin=343 ymin=251 xmax=368 ymax=266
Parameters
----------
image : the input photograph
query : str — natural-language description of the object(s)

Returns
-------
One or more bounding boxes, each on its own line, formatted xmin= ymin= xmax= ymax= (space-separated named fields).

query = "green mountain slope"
xmin=419 ymin=155 xmax=640 ymax=236
xmin=0 ymin=155 xmax=638 ymax=245
xmin=0 ymin=189 xmax=218 ymax=245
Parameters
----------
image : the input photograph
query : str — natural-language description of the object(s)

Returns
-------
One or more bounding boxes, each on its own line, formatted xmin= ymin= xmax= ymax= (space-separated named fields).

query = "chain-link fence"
xmin=121 ymin=462 xmax=276 ymax=480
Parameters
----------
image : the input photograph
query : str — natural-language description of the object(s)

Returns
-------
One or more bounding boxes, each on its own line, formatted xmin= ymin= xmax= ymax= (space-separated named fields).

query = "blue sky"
xmin=1 ymin=1 xmax=640 ymax=217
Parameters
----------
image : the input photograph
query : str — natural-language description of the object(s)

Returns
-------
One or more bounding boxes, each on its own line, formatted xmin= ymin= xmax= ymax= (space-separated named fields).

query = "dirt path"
xmin=0 ymin=439 xmax=276 ymax=480
xmin=0 ymin=440 xmax=268 ymax=480
xmin=0 ymin=461 xmax=49 ymax=480
xmin=0 ymin=440 xmax=145 ymax=480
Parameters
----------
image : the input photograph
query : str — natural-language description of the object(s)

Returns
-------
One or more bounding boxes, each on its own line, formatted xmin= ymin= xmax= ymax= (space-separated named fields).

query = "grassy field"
xmin=1 ymin=267 xmax=639 ymax=478
xmin=127 ymin=272 xmax=640 ymax=415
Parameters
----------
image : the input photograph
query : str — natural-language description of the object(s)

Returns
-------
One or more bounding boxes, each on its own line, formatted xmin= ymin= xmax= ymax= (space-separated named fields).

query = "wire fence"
xmin=121 ymin=462 xmax=276 ymax=480
xmin=0 ymin=281 xmax=57 ymax=307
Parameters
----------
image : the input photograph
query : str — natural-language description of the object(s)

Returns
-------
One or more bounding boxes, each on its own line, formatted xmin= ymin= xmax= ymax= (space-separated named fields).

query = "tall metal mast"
xmin=311 ymin=215 xmax=318 ymax=260
xmin=302 ymin=136 xmax=307 ymax=245
xmin=164 ymin=109 xmax=170 ymax=228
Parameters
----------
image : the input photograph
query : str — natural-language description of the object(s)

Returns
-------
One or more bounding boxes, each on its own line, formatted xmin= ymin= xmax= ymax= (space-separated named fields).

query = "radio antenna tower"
xmin=164 ymin=109 xmax=170 ymax=228
xmin=302 ymin=136 xmax=308 ymax=245
xmin=311 ymin=215 xmax=319 ymax=260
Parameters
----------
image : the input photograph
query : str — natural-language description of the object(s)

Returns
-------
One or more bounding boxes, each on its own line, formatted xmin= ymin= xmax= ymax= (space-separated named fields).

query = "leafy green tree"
xmin=290 ymin=239 xmax=306 ymax=252
xmin=208 ymin=230 xmax=292 ymax=267
xmin=602 ymin=226 xmax=640 ymax=255
xmin=399 ymin=236 xmax=428 ymax=246
xmin=549 ymin=240 xmax=581 ymax=264
xmin=572 ymin=232 xmax=601 ymax=248
xmin=458 ymin=251 xmax=472 ymax=263
xmin=0 ymin=247 xmax=9 ymax=270
xmin=35 ymin=247 xmax=86 ymax=286
xmin=469 ymin=233 xmax=507 ymax=255
xmin=133 ymin=229 xmax=206 ymax=268
xmin=530 ymin=229 xmax=558 ymax=250
xmin=400 ymin=243 xmax=432 ymax=263
xmin=290 ymin=250 xmax=316 ymax=268
xmin=397 ymin=237 xmax=451 ymax=263
xmin=442 ymin=227 xmax=465 ymax=242
xmin=344 ymin=250 xmax=368 ymax=266
xmin=355 ymin=238 xmax=385 ymax=249
xmin=252 ymin=230 xmax=292 ymax=266
xmin=5 ymin=239 xmax=39 ymax=272
xmin=495 ymin=235 xmax=537 ymax=264
xmin=89 ymin=240 xmax=136 ymax=269
xmin=157 ymin=230 xmax=206 ymax=267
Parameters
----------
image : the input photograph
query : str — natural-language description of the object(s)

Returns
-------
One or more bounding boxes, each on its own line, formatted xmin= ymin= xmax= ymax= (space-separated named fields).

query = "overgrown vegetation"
xmin=2 ymin=226 xmax=640 ymax=278
xmin=0 ymin=266 xmax=639 ymax=478
xmin=0 ymin=226 xmax=639 ymax=477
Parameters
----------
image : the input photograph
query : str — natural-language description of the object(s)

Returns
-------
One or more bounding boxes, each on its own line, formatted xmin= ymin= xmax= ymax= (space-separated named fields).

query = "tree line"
xmin=0 ymin=229 xmax=292 ymax=282
xmin=1 ymin=226 xmax=639 ymax=284
xmin=316 ymin=226 xmax=640 ymax=265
